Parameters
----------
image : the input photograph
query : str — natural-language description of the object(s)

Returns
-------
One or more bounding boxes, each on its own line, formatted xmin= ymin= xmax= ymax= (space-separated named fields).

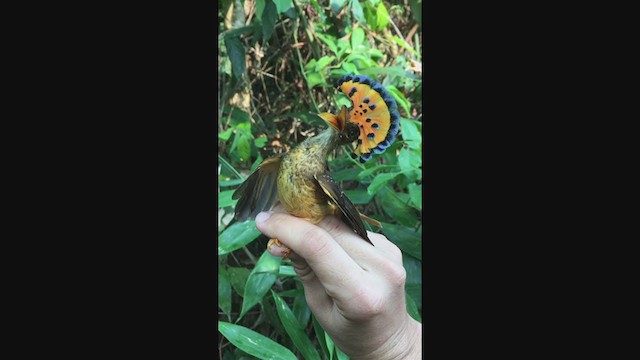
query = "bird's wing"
xmin=232 ymin=154 xmax=283 ymax=221
xmin=314 ymin=172 xmax=374 ymax=245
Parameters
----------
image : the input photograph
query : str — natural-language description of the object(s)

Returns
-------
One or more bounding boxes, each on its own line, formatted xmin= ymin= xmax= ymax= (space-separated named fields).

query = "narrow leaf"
xmin=225 ymin=36 xmax=246 ymax=80
xmin=218 ymin=321 xmax=297 ymax=360
xmin=315 ymin=55 xmax=336 ymax=71
xmin=262 ymin=0 xmax=277 ymax=41
xmin=218 ymin=220 xmax=262 ymax=255
xmin=406 ymin=291 xmax=422 ymax=322
xmin=273 ymin=0 xmax=293 ymax=14
xmin=218 ymin=265 xmax=232 ymax=319
xmin=272 ymin=291 xmax=322 ymax=360
xmin=316 ymin=33 xmax=338 ymax=55
xmin=350 ymin=0 xmax=365 ymax=24
xmin=312 ymin=316 xmax=330 ymax=359
xmin=293 ymin=292 xmax=312 ymax=329
xmin=367 ymin=172 xmax=400 ymax=195
xmin=400 ymin=118 xmax=422 ymax=149
xmin=379 ymin=221 xmax=422 ymax=260
xmin=343 ymin=189 xmax=372 ymax=204
xmin=376 ymin=2 xmax=389 ymax=30
xmin=278 ymin=265 xmax=297 ymax=277
xmin=239 ymin=251 xmax=282 ymax=319
xmin=350 ymin=27 xmax=365 ymax=50
xmin=218 ymin=190 xmax=238 ymax=208
xmin=227 ymin=266 xmax=251 ymax=297
xmin=408 ymin=183 xmax=422 ymax=210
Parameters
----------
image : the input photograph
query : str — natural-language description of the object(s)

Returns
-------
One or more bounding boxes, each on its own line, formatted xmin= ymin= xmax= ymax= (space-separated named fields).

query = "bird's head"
xmin=318 ymin=105 xmax=360 ymax=145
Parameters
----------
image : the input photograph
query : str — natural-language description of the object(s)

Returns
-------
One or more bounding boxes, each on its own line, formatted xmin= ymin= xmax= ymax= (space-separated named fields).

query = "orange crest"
xmin=336 ymin=74 xmax=400 ymax=163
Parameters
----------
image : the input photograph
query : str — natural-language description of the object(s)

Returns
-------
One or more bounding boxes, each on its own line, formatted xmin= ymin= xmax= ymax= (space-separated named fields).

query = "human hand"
xmin=255 ymin=209 xmax=421 ymax=360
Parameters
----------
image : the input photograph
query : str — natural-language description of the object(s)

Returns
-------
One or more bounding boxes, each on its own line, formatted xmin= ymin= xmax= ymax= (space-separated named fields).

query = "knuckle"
xmin=351 ymin=285 xmax=385 ymax=317
xmin=379 ymin=258 xmax=407 ymax=286
xmin=301 ymin=228 xmax=332 ymax=258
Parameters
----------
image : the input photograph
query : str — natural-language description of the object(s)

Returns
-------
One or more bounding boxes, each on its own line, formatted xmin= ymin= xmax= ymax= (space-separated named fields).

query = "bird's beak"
xmin=318 ymin=105 xmax=349 ymax=132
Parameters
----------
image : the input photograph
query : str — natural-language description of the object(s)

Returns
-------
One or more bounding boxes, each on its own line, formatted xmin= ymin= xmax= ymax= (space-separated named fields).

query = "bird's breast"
xmin=276 ymin=152 xmax=330 ymax=223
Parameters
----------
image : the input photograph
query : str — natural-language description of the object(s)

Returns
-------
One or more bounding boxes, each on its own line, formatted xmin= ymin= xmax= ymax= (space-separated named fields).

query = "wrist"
xmin=352 ymin=315 xmax=422 ymax=360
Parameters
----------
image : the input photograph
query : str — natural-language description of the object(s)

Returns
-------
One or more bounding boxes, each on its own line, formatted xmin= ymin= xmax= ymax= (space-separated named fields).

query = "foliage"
xmin=218 ymin=0 xmax=422 ymax=358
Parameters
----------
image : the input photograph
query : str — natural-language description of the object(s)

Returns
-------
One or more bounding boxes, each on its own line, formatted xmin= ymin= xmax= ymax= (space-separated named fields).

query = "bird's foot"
xmin=267 ymin=238 xmax=291 ymax=259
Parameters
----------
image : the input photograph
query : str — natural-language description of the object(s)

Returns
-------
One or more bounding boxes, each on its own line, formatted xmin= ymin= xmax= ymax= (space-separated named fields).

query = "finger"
xmin=266 ymin=242 xmax=333 ymax=316
xmin=255 ymin=211 xmax=365 ymax=297
xmin=314 ymin=215 xmax=401 ymax=267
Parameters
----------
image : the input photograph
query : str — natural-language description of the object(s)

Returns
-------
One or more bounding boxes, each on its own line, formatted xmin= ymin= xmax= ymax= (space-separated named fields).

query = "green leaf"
xmin=315 ymin=55 xmax=336 ymax=71
xmin=277 ymin=288 xmax=304 ymax=298
xmin=330 ymin=0 xmax=348 ymax=14
xmin=350 ymin=0 xmax=365 ymax=24
xmin=229 ymin=122 xmax=252 ymax=162
xmin=219 ymin=178 xmax=245 ymax=187
xmin=334 ymin=92 xmax=353 ymax=109
xmin=344 ymin=189 xmax=373 ymax=204
xmin=406 ymin=291 xmax=422 ymax=322
xmin=376 ymin=2 xmax=390 ymax=30
xmin=386 ymin=85 xmax=411 ymax=116
xmin=331 ymin=167 xmax=359 ymax=181
xmin=400 ymin=118 xmax=422 ymax=149
xmin=218 ymin=220 xmax=262 ymax=255
xmin=252 ymin=248 xmax=282 ymax=274
xmin=397 ymin=147 xmax=421 ymax=182
xmin=312 ymin=316 xmax=330 ymax=359
xmin=225 ymin=36 xmax=246 ymax=80
xmin=337 ymin=38 xmax=351 ymax=58
xmin=292 ymin=292 xmax=312 ymax=329
xmin=219 ymin=127 xmax=234 ymax=141
xmin=403 ymin=253 xmax=422 ymax=306
xmin=336 ymin=347 xmax=350 ymax=360
xmin=375 ymin=186 xmax=419 ymax=227
xmin=360 ymin=66 xmax=417 ymax=79
xmin=278 ymin=265 xmax=297 ymax=277
xmin=357 ymin=164 xmax=399 ymax=179
xmin=341 ymin=61 xmax=358 ymax=75
xmin=305 ymin=58 xmax=317 ymax=71
xmin=367 ymin=172 xmax=400 ymax=195
xmin=273 ymin=0 xmax=293 ymax=14
xmin=408 ymin=183 xmax=422 ymax=210
xmin=379 ymin=221 xmax=422 ymax=260
xmin=307 ymin=71 xmax=325 ymax=88
xmin=239 ymin=251 xmax=282 ymax=319
xmin=316 ymin=33 xmax=338 ymax=56
xmin=325 ymin=333 xmax=335 ymax=360
xmin=388 ymin=34 xmax=419 ymax=56
xmin=218 ymin=321 xmax=297 ymax=360
xmin=250 ymin=152 xmax=263 ymax=172
xmin=272 ymin=291 xmax=322 ymax=360
xmin=254 ymin=136 xmax=268 ymax=148
xmin=344 ymin=53 xmax=376 ymax=68
xmin=262 ymin=0 xmax=278 ymax=41
xmin=227 ymin=266 xmax=251 ymax=297
xmin=218 ymin=190 xmax=238 ymax=208
xmin=218 ymin=265 xmax=232 ymax=319
xmin=350 ymin=27 xmax=365 ymax=51
xmin=255 ymin=0 xmax=266 ymax=20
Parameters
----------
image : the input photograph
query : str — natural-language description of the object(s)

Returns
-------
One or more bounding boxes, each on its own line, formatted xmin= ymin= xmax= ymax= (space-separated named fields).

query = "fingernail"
xmin=255 ymin=211 xmax=272 ymax=224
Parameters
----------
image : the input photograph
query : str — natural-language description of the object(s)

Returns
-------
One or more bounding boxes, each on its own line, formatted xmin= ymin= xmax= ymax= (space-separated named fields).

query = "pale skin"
xmin=255 ymin=207 xmax=422 ymax=360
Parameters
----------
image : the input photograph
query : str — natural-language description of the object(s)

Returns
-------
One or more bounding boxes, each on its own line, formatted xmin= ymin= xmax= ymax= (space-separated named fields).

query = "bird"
xmin=232 ymin=74 xmax=401 ymax=257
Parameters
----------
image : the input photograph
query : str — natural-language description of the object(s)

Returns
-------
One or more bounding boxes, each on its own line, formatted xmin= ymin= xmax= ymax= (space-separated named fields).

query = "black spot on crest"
xmin=366 ymin=118 xmax=372 ymax=122
xmin=363 ymin=97 xmax=370 ymax=103
xmin=372 ymin=123 xmax=380 ymax=130
xmin=369 ymin=104 xmax=376 ymax=110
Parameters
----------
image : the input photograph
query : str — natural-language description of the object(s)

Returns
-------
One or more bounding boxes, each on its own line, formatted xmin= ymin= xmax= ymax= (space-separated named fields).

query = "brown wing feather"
xmin=314 ymin=172 xmax=374 ymax=246
xmin=232 ymin=155 xmax=283 ymax=221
